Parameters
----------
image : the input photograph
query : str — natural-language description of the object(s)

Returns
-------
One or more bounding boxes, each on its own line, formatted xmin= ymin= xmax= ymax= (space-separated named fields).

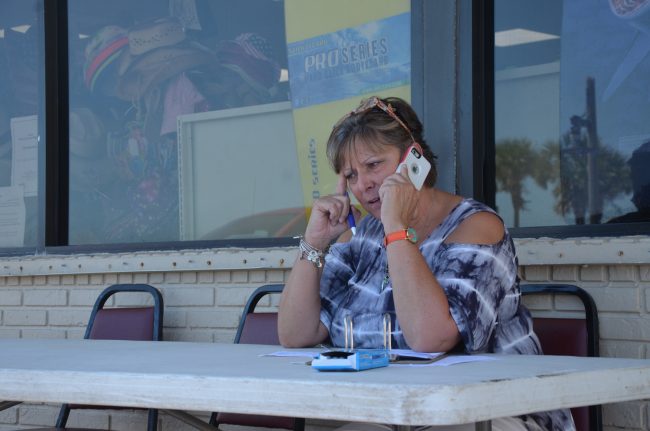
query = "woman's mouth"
xmin=367 ymin=197 xmax=381 ymax=208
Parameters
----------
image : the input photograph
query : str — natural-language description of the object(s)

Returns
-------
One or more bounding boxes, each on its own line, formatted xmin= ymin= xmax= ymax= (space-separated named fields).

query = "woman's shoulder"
xmin=443 ymin=198 xmax=505 ymax=245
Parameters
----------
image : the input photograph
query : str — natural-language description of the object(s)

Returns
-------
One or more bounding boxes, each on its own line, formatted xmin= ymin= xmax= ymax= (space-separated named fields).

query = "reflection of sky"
xmin=495 ymin=0 xmax=650 ymax=226
xmin=561 ymin=0 xmax=650 ymax=157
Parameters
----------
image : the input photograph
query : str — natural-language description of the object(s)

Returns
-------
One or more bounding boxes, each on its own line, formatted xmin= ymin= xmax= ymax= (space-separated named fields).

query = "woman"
xmin=278 ymin=96 xmax=574 ymax=431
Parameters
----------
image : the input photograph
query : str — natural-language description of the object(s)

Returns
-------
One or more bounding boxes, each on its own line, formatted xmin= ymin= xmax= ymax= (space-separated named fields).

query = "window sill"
xmin=515 ymin=235 xmax=650 ymax=266
xmin=0 ymin=247 xmax=297 ymax=277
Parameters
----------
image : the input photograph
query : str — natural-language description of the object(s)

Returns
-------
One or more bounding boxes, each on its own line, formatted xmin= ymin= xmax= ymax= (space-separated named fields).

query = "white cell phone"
xmin=397 ymin=145 xmax=431 ymax=190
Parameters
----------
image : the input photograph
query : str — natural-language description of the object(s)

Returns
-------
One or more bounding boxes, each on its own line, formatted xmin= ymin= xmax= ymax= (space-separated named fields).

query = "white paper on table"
xmin=389 ymin=348 xmax=445 ymax=360
xmin=390 ymin=355 xmax=497 ymax=367
xmin=262 ymin=351 xmax=321 ymax=359
xmin=10 ymin=115 xmax=38 ymax=197
xmin=264 ymin=349 xmax=498 ymax=369
xmin=0 ymin=186 xmax=26 ymax=247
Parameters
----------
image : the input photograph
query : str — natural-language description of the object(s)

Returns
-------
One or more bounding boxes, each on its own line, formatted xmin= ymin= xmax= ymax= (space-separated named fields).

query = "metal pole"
xmin=585 ymin=77 xmax=601 ymax=224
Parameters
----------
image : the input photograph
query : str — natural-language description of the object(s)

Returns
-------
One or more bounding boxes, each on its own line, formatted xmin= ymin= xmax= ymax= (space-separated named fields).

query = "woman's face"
xmin=341 ymin=140 xmax=402 ymax=219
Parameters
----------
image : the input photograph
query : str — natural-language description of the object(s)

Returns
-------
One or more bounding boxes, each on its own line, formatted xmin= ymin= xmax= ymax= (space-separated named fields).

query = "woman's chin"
xmin=363 ymin=201 xmax=381 ymax=219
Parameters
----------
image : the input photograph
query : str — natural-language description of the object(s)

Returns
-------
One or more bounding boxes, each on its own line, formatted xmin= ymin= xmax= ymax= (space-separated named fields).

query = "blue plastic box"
xmin=311 ymin=349 xmax=390 ymax=371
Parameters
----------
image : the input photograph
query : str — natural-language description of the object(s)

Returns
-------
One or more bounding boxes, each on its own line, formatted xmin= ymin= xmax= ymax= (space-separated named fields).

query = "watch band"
xmin=383 ymin=227 xmax=417 ymax=246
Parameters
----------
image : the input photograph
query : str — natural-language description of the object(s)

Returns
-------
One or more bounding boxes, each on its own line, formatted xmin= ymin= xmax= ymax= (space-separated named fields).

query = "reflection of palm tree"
xmin=495 ymin=138 xmax=552 ymax=227
xmin=555 ymin=134 xmax=632 ymax=224
xmin=496 ymin=137 xmax=631 ymax=226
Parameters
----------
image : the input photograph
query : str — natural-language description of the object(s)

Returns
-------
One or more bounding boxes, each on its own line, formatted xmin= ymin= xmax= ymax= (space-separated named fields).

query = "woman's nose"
xmin=356 ymin=173 xmax=375 ymax=192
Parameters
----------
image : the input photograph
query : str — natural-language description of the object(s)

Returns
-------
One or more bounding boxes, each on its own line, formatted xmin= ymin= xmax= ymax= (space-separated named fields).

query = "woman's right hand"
xmin=304 ymin=175 xmax=357 ymax=249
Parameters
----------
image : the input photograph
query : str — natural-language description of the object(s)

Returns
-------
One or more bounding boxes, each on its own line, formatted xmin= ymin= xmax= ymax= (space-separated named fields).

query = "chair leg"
xmin=294 ymin=418 xmax=306 ymax=431
xmin=55 ymin=403 xmax=71 ymax=428
xmin=148 ymin=409 xmax=159 ymax=431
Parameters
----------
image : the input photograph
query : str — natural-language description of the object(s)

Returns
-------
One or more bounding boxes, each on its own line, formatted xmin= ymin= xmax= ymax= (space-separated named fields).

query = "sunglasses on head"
xmin=334 ymin=96 xmax=416 ymax=144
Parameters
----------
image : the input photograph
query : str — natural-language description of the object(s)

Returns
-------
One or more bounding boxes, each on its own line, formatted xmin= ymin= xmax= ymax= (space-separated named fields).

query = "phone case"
xmin=397 ymin=145 xmax=431 ymax=190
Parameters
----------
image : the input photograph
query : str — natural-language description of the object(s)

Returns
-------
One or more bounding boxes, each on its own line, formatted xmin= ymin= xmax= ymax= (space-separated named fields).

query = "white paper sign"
xmin=10 ymin=115 xmax=38 ymax=197
xmin=0 ymin=186 xmax=26 ymax=247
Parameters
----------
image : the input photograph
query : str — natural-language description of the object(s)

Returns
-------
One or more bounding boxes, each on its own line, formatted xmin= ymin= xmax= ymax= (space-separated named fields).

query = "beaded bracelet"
xmin=298 ymin=238 xmax=328 ymax=268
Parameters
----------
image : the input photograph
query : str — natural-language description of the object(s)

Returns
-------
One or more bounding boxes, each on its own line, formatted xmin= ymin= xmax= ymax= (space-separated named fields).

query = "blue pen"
xmin=345 ymin=192 xmax=356 ymax=235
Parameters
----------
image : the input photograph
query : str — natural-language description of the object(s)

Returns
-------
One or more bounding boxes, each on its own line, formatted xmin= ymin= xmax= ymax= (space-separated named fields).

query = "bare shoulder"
xmin=445 ymin=211 xmax=505 ymax=245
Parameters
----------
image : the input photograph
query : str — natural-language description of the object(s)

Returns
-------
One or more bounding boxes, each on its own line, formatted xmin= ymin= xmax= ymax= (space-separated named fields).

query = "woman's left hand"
xmin=379 ymin=164 xmax=420 ymax=232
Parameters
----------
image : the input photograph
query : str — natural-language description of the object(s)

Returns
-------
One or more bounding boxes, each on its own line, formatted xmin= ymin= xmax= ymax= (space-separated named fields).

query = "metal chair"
xmin=210 ymin=283 xmax=304 ymax=431
xmin=521 ymin=283 xmax=601 ymax=431
xmin=166 ymin=284 xmax=304 ymax=431
xmin=15 ymin=283 xmax=164 ymax=431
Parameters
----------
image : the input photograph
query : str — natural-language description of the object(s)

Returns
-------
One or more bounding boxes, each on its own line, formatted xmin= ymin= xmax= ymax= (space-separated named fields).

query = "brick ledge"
xmin=0 ymin=248 xmax=297 ymax=277
xmin=1 ymin=236 xmax=649 ymax=277
xmin=515 ymin=236 xmax=650 ymax=266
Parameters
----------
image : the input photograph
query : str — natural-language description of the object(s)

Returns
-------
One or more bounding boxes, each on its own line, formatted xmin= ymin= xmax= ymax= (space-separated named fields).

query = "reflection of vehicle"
xmin=200 ymin=207 xmax=309 ymax=240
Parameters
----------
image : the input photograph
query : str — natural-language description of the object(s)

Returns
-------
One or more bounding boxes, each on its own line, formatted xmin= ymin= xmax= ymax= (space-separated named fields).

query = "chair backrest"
xmin=520 ymin=283 xmax=601 ymax=431
xmin=213 ymin=284 xmax=304 ymax=431
xmin=234 ymin=283 xmax=284 ymax=344
xmin=57 ymin=284 xmax=164 ymax=431
xmin=85 ymin=283 xmax=164 ymax=341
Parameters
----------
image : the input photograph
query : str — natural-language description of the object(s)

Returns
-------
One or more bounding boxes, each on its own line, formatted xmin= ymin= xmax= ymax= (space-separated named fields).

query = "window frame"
xmin=4 ymin=0 xmax=647 ymax=259
xmin=9 ymin=0 xmax=423 ymax=256
xmin=471 ymin=0 xmax=650 ymax=239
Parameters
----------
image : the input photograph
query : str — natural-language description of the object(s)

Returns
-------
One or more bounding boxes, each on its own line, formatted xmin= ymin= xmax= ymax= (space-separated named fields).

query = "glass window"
xmin=67 ymin=0 xmax=412 ymax=245
xmin=494 ymin=0 xmax=650 ymax=228
xmin=0 ymin=0 xmax=43 ymax=248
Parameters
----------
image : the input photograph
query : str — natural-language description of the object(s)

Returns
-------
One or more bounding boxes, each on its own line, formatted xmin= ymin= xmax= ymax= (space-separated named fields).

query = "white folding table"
xmin=2 ymin=339 xmax=650 ymax=430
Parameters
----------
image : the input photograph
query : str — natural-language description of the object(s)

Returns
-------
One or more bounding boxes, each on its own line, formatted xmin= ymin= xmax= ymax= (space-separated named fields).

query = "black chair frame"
xmin=212 ymin=283 xmax=305 ymax=431
xmin=56 ymin=283 xmax=164 ymax=431
xmin=520 ymin=283 xmax=601 ymax=431
xmin=233 ymin=283 xmax=284 ymax=343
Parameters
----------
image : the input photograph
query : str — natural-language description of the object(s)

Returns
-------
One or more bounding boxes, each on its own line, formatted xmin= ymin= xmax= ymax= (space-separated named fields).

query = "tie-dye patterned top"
xmin=319 ymin=198 xmax=575 ymax=431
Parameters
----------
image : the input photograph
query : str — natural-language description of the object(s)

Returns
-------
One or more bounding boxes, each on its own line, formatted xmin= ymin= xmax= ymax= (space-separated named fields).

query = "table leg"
xmin=0 ymin=401 xmax=21 ymax=412
xmin=162 ymin=409 xmax=215 ymax=431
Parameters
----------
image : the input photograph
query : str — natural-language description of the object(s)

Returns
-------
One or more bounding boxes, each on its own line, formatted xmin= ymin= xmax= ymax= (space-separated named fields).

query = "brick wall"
xmin=1 ymin=239 xmax=650 ymax=430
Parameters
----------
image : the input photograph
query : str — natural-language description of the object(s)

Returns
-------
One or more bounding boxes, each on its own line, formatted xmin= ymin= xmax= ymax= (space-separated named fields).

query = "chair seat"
xmin=216 ymin=412 xmax=296 ymax=429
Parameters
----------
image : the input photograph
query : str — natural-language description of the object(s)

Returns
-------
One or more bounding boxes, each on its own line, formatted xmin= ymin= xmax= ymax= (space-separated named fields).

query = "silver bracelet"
xmin=298 ymin=238 xmax=328 ymax=268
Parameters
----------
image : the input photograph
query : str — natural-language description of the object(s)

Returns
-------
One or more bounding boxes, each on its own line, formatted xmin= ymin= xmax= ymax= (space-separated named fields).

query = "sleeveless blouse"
xmin=319 ymin=198 xmax=575 ymax=431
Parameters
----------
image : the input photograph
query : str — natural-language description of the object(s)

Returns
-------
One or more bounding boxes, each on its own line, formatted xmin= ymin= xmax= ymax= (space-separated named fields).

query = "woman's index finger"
xmin=336 ymin=173 xmax=348 ymax=195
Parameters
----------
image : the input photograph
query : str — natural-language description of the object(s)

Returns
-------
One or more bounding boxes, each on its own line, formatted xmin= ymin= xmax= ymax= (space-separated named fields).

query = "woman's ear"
xmin=413 ymin=142 xmax=424 ymax=155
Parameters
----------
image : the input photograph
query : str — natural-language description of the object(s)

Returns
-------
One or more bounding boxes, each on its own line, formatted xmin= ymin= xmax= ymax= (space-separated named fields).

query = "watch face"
xmin=406 ymin=227 xmax=417 ymax=243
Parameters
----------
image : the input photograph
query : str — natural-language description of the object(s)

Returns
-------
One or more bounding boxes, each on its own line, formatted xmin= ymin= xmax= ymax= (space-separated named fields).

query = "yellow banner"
xmin=285 ymin=0 xmax=411 ymax=207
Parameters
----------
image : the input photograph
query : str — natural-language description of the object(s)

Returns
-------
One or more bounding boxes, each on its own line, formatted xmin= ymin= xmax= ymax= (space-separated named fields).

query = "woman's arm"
xmin=278 ymin=257 xmax=329 ymax=347
xmin=387 ymin=208 xmax=505 ymax=351
xmin=278 ymin=177 xmax=355 ymax=347
xmin=380 ymin=167 xmax=505 ymax=352
xmin=385 ymin=211 xmax=504 ymax=352
xmin=385 ymin=241 xmax=461 ymax=352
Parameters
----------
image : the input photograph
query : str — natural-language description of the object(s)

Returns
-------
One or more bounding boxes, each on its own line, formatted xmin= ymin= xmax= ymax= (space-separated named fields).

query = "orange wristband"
xmin=383 ymin=227 xmax=417 ymax=246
